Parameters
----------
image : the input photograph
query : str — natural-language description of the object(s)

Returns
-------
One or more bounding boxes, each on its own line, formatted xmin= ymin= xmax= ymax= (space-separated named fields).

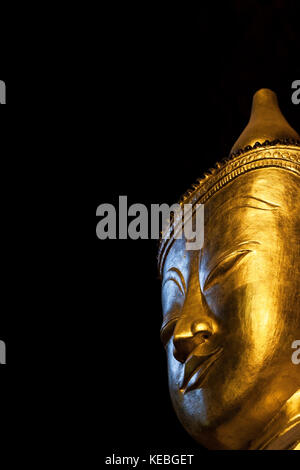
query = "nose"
xmin=173 ymin=318 xmax=213 ymax=363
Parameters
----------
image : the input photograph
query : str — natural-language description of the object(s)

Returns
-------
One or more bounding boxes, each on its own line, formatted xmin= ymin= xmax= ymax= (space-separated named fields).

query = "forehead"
xmin=162 ymin=168 xmax=300 ymax=276
xmin=205 ymin=168 xmax=298 ymax=218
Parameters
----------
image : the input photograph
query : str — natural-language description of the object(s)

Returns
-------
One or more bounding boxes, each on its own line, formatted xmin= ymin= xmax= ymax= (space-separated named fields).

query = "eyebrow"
xmin=162 ymin=267 xmax=187 ymax=295
xmin=234 ymin=196 xmax=280 ymax=211
xmin=212 ymin=195 xmax=280 ymax=214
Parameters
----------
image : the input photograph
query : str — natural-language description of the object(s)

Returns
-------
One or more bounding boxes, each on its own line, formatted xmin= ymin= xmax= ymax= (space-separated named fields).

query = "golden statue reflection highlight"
xmin=158 ymin=89 xmax=300 ymax=450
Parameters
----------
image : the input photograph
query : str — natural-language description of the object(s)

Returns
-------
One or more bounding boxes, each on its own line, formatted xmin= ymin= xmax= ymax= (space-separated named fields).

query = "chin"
xmin=172 ymin=398 xmax=252 ymax=450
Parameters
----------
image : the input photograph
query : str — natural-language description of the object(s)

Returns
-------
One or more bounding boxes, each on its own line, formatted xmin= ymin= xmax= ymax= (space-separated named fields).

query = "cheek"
xmin=204 ymin=256 xmax=284 ymax=352
xmin=204 ymin=285 xmax=283 ymax=392
xmin=166 ymin=342 xmax=182 ymax=390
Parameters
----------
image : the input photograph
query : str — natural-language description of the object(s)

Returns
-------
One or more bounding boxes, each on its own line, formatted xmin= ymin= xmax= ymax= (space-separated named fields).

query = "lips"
xmin=180 ymin=347 xmax=223 ymax=394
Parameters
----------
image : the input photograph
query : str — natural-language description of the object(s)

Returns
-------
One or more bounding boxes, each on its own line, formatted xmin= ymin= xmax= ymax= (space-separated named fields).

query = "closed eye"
xmin=203 ymin=249 xmax=252 ymax=291
xmin=162 ymin=277 xmax=184 ymax=296
xmin=162 ymin=267 xmax=186 ymax=296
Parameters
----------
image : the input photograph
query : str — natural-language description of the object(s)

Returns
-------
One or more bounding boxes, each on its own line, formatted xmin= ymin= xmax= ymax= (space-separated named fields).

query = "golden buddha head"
xmin=158 ymin=89 xmax=300 ymax=450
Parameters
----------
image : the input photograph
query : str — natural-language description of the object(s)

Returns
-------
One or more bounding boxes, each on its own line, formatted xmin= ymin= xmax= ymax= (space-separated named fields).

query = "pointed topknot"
xmin=230 ymin=88 xmax=300 ymax=155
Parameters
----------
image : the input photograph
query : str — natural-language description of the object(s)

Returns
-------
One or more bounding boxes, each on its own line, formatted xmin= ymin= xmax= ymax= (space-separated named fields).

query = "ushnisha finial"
xmin=230 ymin=88 xmax=300 ymax=156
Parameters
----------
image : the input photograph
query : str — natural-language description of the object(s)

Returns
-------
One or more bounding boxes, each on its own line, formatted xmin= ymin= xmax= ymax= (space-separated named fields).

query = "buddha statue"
xmin=158 ymin=89 xmax=300 ymax=450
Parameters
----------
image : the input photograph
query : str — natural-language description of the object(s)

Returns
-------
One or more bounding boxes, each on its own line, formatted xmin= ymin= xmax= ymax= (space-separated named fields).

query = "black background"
xmin=0 ymin=0 xmax=299 ymax=465
xmin=96 ymin=1 xmax=300 ymax=458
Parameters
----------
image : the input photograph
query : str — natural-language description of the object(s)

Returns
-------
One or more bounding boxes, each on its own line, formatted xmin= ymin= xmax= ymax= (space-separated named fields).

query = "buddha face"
xmin=161 ymin=168 xmax=300 ymax=449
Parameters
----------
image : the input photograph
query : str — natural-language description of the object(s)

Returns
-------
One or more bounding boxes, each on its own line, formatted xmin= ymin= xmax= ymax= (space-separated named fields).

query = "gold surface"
xmin=159 ymin=89 xmax=300 ymax=450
